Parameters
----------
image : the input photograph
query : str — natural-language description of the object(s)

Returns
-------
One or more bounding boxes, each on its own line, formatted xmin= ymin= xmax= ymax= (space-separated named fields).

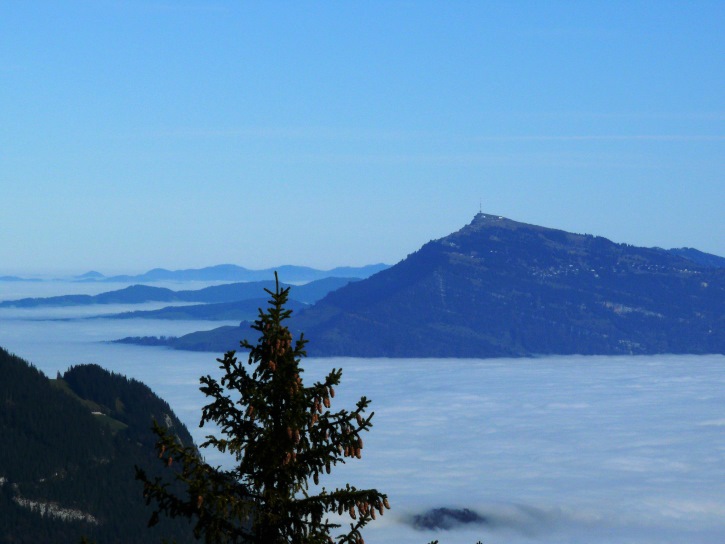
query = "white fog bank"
xmin=0 ymin=295 xmax=723 ymax=543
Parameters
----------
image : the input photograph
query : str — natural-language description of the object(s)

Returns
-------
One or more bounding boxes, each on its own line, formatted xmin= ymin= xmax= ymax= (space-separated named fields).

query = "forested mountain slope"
xmin=297 ymin=213 xmax=724 ymax=357
xmin=0 ymin=347 xmax=196 ymax=543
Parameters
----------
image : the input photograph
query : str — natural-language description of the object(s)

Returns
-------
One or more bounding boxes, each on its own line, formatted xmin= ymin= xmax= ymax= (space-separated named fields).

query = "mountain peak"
xmin=452 ymin=212 xmax=544 ymax=238
xmin=294 ymin=213 xmax=724 ymax=357
xmin=470 ymin=211 xmax=511 ymax=226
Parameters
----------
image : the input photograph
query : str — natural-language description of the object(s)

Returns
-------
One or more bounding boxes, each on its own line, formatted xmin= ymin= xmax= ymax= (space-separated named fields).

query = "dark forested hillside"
xmin=0 ymin=347 xmax=196 ymax=543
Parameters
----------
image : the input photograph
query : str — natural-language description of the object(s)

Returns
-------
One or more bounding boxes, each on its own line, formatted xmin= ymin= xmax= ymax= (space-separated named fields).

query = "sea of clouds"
xmin=1 ymin=281 xmax=723 ymax=543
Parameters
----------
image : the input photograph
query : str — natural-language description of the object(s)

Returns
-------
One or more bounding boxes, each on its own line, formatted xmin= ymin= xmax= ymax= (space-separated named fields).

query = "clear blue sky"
xmin=1 ymin=1 xmax=723 ymax=275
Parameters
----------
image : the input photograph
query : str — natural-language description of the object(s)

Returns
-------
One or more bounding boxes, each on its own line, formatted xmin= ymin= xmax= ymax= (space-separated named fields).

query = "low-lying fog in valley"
xmin=1 ymin=281 xmax=723 ymax=543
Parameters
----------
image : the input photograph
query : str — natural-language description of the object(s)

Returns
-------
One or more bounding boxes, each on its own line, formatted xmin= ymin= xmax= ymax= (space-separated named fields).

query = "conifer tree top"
xmin=138 ymin=273 xmax=389 ymax=544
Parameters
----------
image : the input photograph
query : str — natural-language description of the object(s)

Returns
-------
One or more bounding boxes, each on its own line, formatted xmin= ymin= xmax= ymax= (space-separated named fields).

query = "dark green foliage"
xmin=0 ymin=347 xmax=196 ymax=543
xmin=137 ymin=275 xmax=389 ymax=543
xmin=61 ymin=363 xmax=195 ymax=450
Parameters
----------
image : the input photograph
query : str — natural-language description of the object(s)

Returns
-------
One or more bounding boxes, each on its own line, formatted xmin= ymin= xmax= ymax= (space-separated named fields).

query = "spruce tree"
xmin=137 ymin=274 xmax=389 ymax=544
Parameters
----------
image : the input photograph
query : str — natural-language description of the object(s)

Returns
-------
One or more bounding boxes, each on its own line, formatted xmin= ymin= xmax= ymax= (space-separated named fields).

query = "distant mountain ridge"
xmin=0 ymin=264 xmax=389 ymax=284
xmin=130 ymin=213 xmax=724 ymax=358
xmin=0 ymin=275 xmax=42 ymax=282
xmin=108 ymin=297 xmax=310 ymax=322
xmin=0 ymin=277 xmax=358 ymax=310
xmin=73 ymin=263 xmax=389 ymax=283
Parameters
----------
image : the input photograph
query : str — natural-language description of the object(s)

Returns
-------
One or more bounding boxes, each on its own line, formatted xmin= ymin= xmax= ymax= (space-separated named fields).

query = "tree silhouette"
xmin=137 ymin=274 xmax=389 ymax=543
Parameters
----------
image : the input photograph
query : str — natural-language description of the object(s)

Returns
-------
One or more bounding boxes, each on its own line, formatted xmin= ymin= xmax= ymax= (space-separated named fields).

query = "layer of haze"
xmin=1 ymin=1 xmax=723 ymax=275
xmin=0 ymin=279 xmax=723 ymax=543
